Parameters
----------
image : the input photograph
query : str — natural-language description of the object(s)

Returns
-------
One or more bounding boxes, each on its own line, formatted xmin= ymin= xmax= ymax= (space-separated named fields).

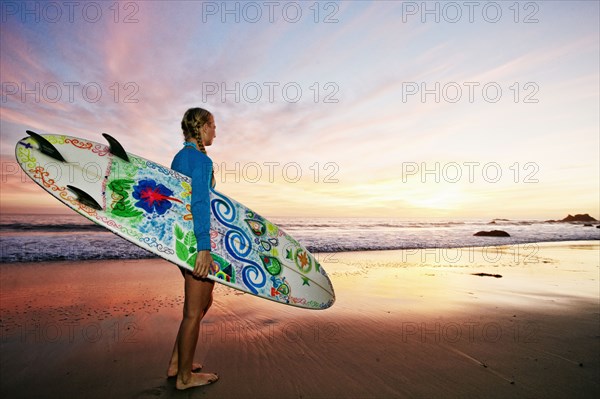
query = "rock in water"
xmin=473 ymin=230 xmax=511 ymax=237
xmin=471 ymin=273 xmax=503 ymax=278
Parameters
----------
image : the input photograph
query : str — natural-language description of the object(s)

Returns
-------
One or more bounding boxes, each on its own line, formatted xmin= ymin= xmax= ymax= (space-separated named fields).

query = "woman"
xmin=167 ymin=107 xmax=219 ymax=390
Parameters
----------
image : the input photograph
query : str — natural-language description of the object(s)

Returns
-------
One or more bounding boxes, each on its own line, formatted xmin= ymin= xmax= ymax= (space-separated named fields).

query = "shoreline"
xmin=1 ymin=241 xmax=598 ymax=398
xmin=1 ymin=238 xmax=598 ymax=265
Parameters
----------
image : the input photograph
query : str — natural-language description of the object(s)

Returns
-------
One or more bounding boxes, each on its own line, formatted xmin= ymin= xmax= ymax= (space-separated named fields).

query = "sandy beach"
xmin=1 ymin=241 xmax=598 ymax=399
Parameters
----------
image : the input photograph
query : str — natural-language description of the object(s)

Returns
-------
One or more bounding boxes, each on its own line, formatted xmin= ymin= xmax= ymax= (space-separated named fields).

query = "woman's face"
xmin=200 ymin=115 xmax=216 ymax=147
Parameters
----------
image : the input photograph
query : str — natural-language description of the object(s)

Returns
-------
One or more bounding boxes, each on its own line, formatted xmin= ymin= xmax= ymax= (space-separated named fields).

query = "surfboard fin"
xmin=25 ymin=130 xmax=67 ymax=162
xmin=66 ymin=185 xmax=103 ymax=210
xmin=102 ymin=133 xmax=130 ymax=162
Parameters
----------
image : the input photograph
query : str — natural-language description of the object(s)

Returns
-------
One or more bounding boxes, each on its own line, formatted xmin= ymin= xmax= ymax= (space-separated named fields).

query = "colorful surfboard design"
xmin=15 ymin=132 xmax=335 ymax=310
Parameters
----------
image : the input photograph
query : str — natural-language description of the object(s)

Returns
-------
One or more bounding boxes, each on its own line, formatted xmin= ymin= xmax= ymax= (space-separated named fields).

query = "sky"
xmin=1 ymin=0 xmax=598 ymax=219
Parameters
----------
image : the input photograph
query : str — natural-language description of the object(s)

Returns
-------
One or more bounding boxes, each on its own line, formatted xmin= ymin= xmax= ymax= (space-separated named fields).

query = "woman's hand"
xmin=193 ymin=250 xmax=213 ymax=279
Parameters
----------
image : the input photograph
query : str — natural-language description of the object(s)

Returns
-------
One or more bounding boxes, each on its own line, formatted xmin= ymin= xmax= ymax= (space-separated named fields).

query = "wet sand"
xmin=1 ymin=241 xmax=598 ymax=398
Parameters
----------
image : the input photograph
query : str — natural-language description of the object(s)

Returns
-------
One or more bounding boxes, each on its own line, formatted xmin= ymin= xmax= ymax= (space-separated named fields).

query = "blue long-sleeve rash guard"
xmin=171 ymin=145 xmax=214 ymax=251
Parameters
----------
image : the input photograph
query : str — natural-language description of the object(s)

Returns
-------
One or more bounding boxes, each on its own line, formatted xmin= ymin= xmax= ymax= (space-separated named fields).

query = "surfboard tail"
xmin=25 ymin=130 xmax=66 ymax=162
xmin=67 ymin=185 xmax=103 ymax=210
xmin=102 ymin=133 xmax=130 ymax=162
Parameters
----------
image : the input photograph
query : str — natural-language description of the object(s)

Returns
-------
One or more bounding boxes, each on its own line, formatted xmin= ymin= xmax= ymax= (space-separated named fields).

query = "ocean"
xmin=0 ymin=213 xmax=598 ymax=263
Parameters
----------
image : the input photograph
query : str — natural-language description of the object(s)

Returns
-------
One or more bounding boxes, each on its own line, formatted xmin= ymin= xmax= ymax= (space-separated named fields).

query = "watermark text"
xmin=201 ymin=1 xmax=340 ymax=23
xmin=202 ymin=81 xmax=339 ymax=104
xmin=400 ymin=1 xmax=540 ymax=24
xmin=1 ymin=1 xmax=140 ymax=23
xmin=401 ymin=162 xmax=539 ymax=184
xmin=1 ymin=81 xmax=140 ymax=104
xmin=401 ymin=81 xmax=539 ymax=104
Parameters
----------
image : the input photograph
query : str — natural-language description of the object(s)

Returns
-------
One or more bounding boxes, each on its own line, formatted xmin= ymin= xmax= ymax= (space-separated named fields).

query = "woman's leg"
xmin=167 ymin=267 xmax=206 ymax=376
xmin=174 ymin=272 xmax=218 ymax=389
xmin=166 ymin=329 xmax=203 ymax=377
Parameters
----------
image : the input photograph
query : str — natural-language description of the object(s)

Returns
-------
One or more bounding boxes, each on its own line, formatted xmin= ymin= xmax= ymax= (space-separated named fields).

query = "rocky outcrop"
xmin=561 ymin=214 xmax=597 ymax=222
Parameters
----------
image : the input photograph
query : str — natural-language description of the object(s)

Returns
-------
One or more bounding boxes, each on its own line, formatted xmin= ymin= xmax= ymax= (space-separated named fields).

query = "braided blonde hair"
xmin=181 ymin=107 xmax=213 ymax=154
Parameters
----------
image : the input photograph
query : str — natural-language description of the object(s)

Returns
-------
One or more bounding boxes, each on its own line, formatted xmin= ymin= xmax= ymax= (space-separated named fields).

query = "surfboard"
xmin=15 ymin=131 xmax=335 ymax=310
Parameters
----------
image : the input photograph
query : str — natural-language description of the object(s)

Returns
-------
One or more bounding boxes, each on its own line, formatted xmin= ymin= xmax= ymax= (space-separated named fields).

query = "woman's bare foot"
xmin=167 ymin=362 xmax=202 ymax=378
xmin=176 ymin=372 xmax=219 ymax=390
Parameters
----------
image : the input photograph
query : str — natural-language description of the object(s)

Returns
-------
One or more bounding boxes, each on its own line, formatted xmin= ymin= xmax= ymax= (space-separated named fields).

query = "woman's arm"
xmin=190 ymin=155 xmax=213 ymax=278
